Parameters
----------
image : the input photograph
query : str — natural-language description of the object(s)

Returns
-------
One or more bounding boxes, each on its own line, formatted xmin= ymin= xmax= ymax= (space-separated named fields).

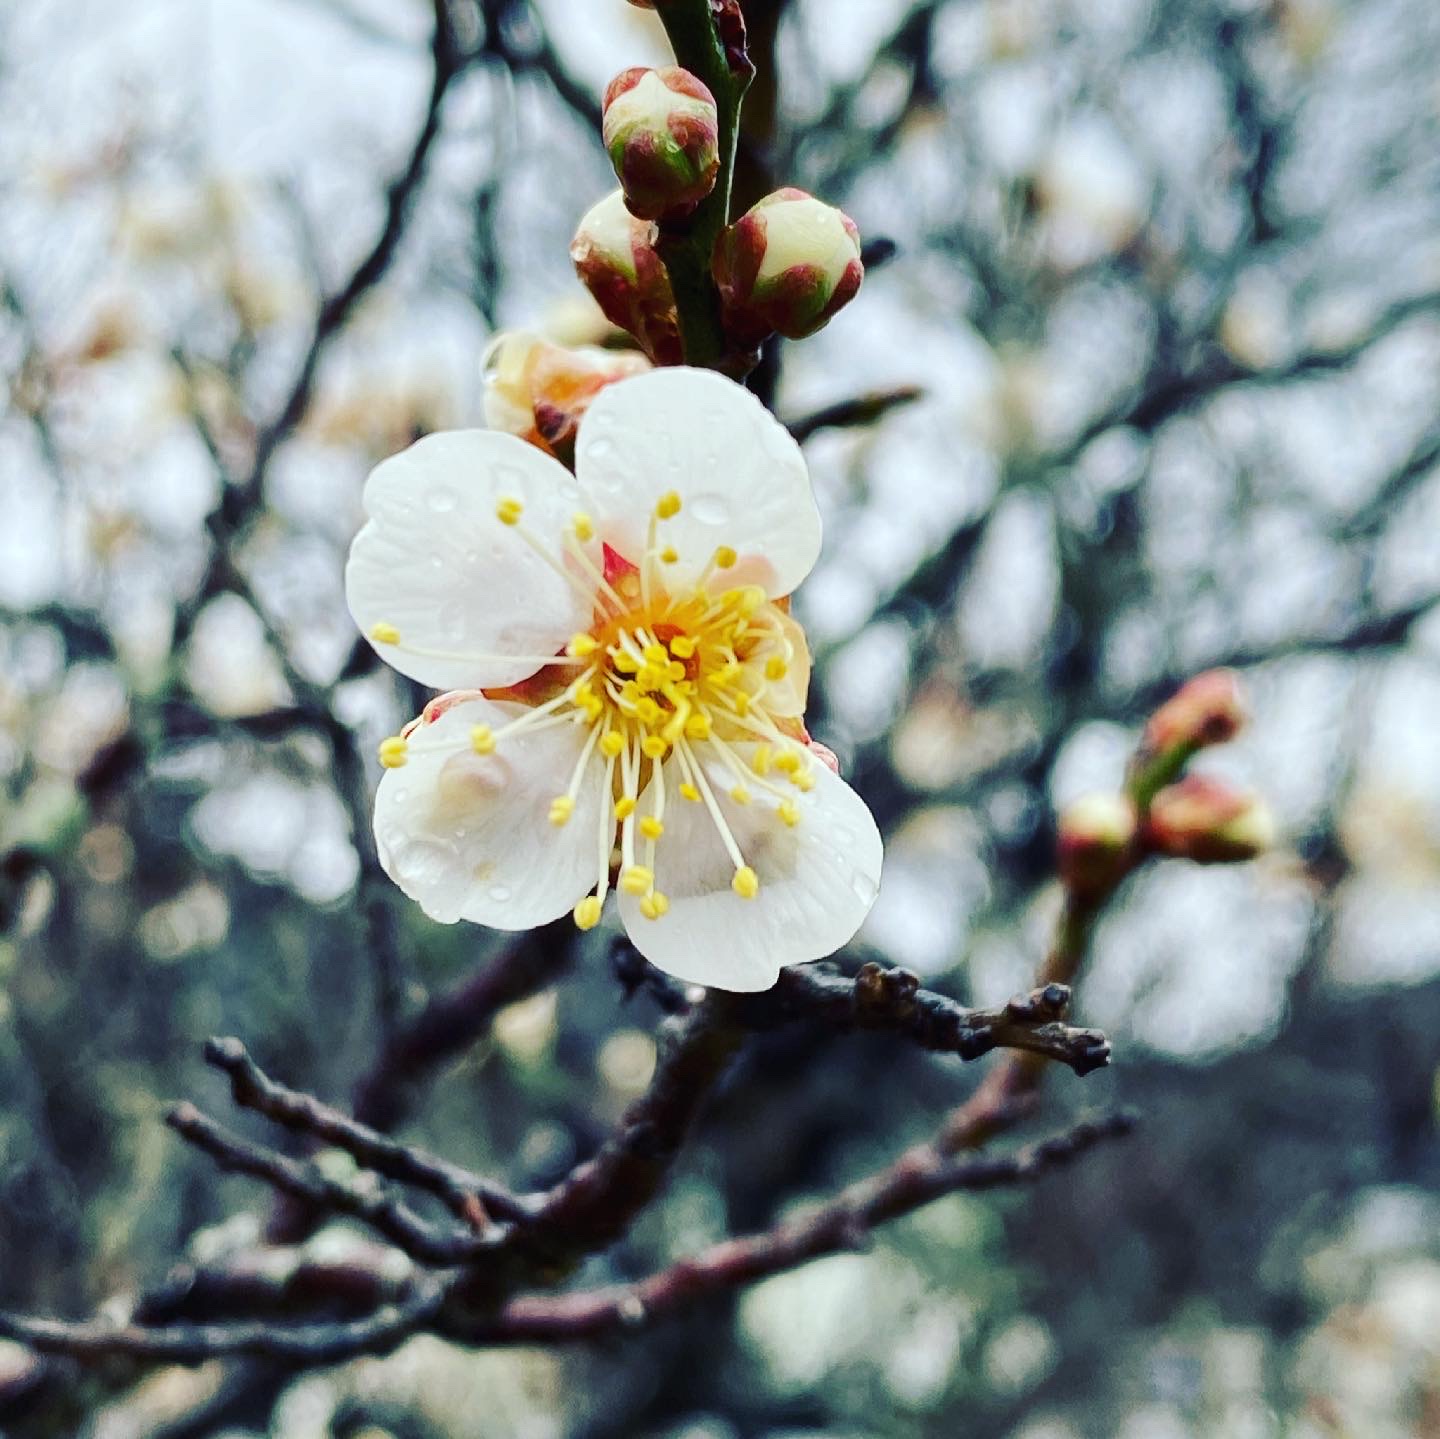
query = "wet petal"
xmin=347 ymin=430 xmax=590 ymax=690
xmin=574 ymin=368 xmax=821 ymax=599
xmin=618 ymin=743 xmax=882 ymax=990
xmin=374 ymin=698 xmax=602 ymax=928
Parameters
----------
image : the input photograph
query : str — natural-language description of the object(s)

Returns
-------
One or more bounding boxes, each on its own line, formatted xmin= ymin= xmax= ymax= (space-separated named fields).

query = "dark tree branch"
xmin=451 ymin=1112 xmax=1139 ymax=1344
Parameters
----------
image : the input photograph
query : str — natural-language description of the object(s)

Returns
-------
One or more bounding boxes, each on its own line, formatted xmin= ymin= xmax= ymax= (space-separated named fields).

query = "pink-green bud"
xmin=713 ymin=187 xmax=864 ymax=342
xmin=1057 ymin=793 xmax=1137 ymax=899
xmin=1139 ymin=669 xmax=1246 ymax=767
xmin=603 ymin=67 xmax=720 ymax=223
xmin=1144 ymin=776 xmax=1275 ymax=864
xmin=569 ymin=190 xmax=682 ymax=366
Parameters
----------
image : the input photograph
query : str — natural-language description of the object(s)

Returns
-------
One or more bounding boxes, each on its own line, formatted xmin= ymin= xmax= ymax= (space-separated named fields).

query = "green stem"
xmin=653 ymin=0 xmax=753 ymax=368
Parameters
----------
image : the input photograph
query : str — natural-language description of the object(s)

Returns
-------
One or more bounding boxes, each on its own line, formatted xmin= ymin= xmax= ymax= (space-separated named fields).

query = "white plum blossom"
xmin=346 ymin=367 xmax=883 ymax=992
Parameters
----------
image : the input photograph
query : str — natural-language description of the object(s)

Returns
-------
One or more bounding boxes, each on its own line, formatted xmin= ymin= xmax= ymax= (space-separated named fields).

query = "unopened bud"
xmin=1145 ymin=776 xmax=1275 ymax=863
xmin=570 ymin=190 xmax=682 ymax=365
xmin=713 ymin=188 xmax=864 ymax=342
xmin=1130 ymin=669 xmax=1247 ymax=804
xmin=482 ymin=332 xmax=650 ymax=459
xmin=1057 ymin=793 xmax=1137 ymax=898
xmin=603 ymin=67 xmax=720 ymax=223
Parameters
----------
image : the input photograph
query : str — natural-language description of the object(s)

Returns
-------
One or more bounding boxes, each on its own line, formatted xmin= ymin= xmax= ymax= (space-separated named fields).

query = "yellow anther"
xmin=582 ymin=695 xmax=604 ymax=723
xmin=666 ymin=661 xmax=686 ymax=682
xmin=621 ymin=864 xmax=653 ymax=896
xmin=729 ymin=785 xmax=752 ymax=805
xmin=642 ymin=735 xmax=669 ymax=760
xmin=634 ymin=697 xmax=662 ymax=727
xmin=680 ymin=782 xmax=702 ymax=803
xmin=600 ymin=731 xmax=625 ymax=759
xmin=738 ymin=586 xmax=765 ymax=616
xmin=714 ymin=545 xmax=737 ymax=570
xmin=655 ymin=491 xmax=682 ymax=520
xmin=660 ymin=546 xmax=679 ymax=564
xmin=639 ymin=890 xmax=670 ymax=920
xmin=643 ymin=643 xmax=669 ymax=665
xmin=669 ymin=635 xmax=696 ymax=659
xmin=752 ymin=745 xmax=774 ymax=776
xmin=777 ymin=799 xmax=800 ymax=828
xmin=573 ymin=895 xmax=603 ymax=930
xmin=471 ymin=725 xmax=496 ymax=755
xmin=369 ymin=621 xmax=401 ymax=645
xmin=620 ymin=681 xmax=642 ymax=705
xmin=567 ymin=633 xmax=599 ymax=657
xmin=378 ymin=736 xmax=408 ymax=769
xmin=775 ymin=750 xmax=802 ymax=775
xmin=496 ymin=496 xmax=523 ymax=526
xmin=615 ymin=796 xmax=638 ymax=821
xmin=764 ymin=656 xmax=788 ymax=682
xmin=639 ymin=815 xmax=665 ymax=840
xmin=573 ymin=512 xmax=595 ymax=542
xmin=733 ymin=691 xmax=752 ymax=717
xmin=613 ymin=649 xmax=640 ymax=674
xmin=684 ymin=712 xmax=712 ymax=741
xmin=791 ymin=769 xmax=815 ymax=792
xmin=732 ymin=866 xmax=760 ymax=899
xmin=548 ymin=796 xmax=575 ymax=827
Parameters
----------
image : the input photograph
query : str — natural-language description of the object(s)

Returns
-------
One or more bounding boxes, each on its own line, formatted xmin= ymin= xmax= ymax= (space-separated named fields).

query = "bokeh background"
xmin=2 ymin=0 xmax=1440 ymax=1434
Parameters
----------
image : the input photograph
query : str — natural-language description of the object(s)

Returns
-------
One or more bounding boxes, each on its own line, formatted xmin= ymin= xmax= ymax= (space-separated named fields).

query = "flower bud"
xmin=1144 ymin=776 xmax=1275 ymax=864
xmin=1130 ymin=669 xmax=1247 ymax=803
xmin=1057 ymin=793 xmax=1137 ymax=899
xmin=482 ymin=332 xmax=650 ymax=459
xmin=570 ymin=190 xmax=682 ymax=365
xmin=603 ymin=67 xmax=720 ymax=223
xmin=713 ymin=188 xmax=863 ymax=342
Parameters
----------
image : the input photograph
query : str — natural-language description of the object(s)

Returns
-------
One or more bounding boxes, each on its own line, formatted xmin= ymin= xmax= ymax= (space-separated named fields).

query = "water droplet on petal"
xmin=691 ymin=493 xmax=729 ymax=526
xmin=439 ymin=602 xmax=468 ymax=642
xmin=850 ymin=871 xmax=879 ymax=906
xmin=488 ymin=882 xmax=512 ymax=903
xmin=427 ymin=486 xmax=457 ymax=513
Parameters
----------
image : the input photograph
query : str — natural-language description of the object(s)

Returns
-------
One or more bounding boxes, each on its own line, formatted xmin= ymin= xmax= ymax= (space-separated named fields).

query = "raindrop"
xmin=427 ymin=486 xmax=458 ymax=513
xmin=850 ymin=872 xmax=879 ymax=906
xmin=587 ymin=437 xmax=615 ymax=461
xmin=488 ymin=882 xmax=513 ymax=903
xmin=439 ymin=602 xmax=467 ymax=642
xmin=690 ymin=493 xmax=729 ymax=526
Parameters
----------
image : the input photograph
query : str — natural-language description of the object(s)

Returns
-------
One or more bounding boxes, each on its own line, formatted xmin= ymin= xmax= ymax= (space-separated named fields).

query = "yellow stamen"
xmin=764 ymin=656 xmax=788 ymax=681
xmin=568 ymin=633 xmax=599 ymax=658
xmin=471 ymin=725 xmax=496 ymax=755
xmin=732 ymin=866 xmax=760 ymax=899
xmin=775 ymin=750 xmax=801 ymax=775
xmin=639 ymin=890 xmax=670 ymax=920
xmin=369 ymin=621 xmax=401 ymax=645
xmin=639 ymin=816 xmax=664 ymax=840
xmin=615 ymin=796 xmax=637 ymax=821
xmin=496 ymin=496 xmax=523 ymax=526
xmin=729 ymin=785 xmax=751 ymax=805
xmin=777 ymin=800 xmax=800 ymax=828
xmin=684 ymin=712 xmax=712 ymax=741
xmin=573 ymin=895 xmax=603 ymax=930
xmin=573 ymin=512 xmax=595 ymax=543
xmin=642 ymin=735 xmax=668 ymax=760
xmin=752 ymin=744 xmax=773 ymax=776
xmin=660 ymin=546 xmax=679 ymax=564
xmin=680 ymin=783 xmax=702 ymax=803
xmin=669 ymin=635 xmax=696 ymax=659
xmin=600 ymin=731 xmax=625 ymax=759
xmin=549 ymin=796 xmax=575 ymax=827
xmin=714 ymin=545 xmax=737 ymax=570
xmin=378 ymin=735 xmax=408 ymax=769
xmin=621 ymin=864 xmax=653 ymax=896
xmin=655 ymin=491 xmax=682 ymax=520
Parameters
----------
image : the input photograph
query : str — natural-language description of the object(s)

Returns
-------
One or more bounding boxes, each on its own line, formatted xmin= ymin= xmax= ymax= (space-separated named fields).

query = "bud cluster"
xmin=1056 ymin=670 xmax=1274 ymax=906
xmin=570 ymin=50 xmax=864 ymax=367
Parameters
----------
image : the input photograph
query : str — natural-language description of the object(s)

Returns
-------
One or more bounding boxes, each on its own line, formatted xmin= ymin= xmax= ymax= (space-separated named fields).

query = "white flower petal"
xmin=346 ymin=430 xmax=590 ymax=689
xmin=574 ymin=368 xmax=821 ymax=599
xmin=373 ymin=698 xmax=601 ymax=929
xmin=618 ymin=743 xmax=882 ymax=990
